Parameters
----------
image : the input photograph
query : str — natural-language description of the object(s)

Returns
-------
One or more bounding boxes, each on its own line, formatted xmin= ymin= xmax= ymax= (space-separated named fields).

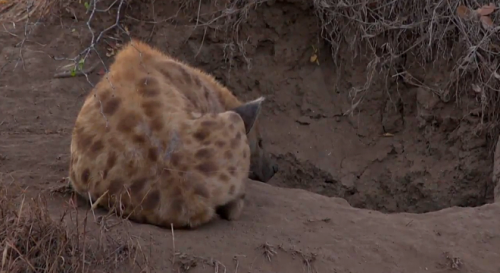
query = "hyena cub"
xmin=68 ymin=38 xmax=278 ymax=228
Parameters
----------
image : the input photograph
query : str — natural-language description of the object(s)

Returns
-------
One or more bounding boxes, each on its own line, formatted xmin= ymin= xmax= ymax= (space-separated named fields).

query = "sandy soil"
xmin=1 ymin=0 xmax=500 ymax=272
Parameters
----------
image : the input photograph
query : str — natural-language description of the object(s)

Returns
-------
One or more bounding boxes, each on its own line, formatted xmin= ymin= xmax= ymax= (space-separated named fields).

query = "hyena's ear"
xmin=230 ymin=97 xmax=265 ymax=134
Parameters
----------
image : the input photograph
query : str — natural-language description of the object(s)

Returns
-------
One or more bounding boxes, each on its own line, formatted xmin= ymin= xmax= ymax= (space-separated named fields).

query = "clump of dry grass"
xmin=312 ymin=0 xmax=500 ymax=121
xmin=0 ymin=186 xmax=143 ymax=273
xmin=0 ymin=0 xmax=55 ymax=23
xmin=0 ymin=187 xmax=81 ymax=272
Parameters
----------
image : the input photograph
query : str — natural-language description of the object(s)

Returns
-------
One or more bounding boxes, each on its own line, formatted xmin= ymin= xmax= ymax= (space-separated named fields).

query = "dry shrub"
xmin=168 ymin=0 xmax=500 ymax=135
xmin=6 ymin=0 xmax=500 ymax=130
xmin=0 ymin=0 xmax=55 ymax=23
xmin=313 ymin=0 xmax=500 ymax=133
xmin=0 ymin=186 xmax=142 ymax=273
xmin=170 ymin=0 xmax=500 ymax=135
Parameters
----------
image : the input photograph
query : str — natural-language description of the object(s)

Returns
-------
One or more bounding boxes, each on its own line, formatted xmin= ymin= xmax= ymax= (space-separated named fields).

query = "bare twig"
xmin=53 ymin=61 xmax=101 ymax=78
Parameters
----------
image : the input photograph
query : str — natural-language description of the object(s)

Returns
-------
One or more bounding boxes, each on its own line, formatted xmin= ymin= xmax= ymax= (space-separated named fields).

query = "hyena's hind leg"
xmin=215 ymin=194 xmax=245 ymax=221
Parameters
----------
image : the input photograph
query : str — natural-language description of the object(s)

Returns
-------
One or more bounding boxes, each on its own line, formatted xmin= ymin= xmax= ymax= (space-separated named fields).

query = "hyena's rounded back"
xmin=68 ymin=39 xmax=266 ymax=229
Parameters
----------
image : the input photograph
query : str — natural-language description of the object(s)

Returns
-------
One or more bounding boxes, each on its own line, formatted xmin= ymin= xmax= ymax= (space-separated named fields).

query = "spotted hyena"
xmin=68 ymin=38 xmax=278 ymax=229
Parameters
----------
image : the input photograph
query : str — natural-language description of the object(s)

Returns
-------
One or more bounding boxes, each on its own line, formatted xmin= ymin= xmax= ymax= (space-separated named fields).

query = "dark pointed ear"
xmin=230 ymin=97 xmax=265 ymax=134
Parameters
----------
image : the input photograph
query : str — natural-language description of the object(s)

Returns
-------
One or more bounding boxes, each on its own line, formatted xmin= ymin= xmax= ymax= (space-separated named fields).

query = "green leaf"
xmin=78 ymin=59 xmax=85 ymax=70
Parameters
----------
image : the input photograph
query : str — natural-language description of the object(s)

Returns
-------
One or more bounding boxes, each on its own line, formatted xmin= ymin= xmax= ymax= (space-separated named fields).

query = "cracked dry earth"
xmin=1 ymin=0 xmax=500 ymax=272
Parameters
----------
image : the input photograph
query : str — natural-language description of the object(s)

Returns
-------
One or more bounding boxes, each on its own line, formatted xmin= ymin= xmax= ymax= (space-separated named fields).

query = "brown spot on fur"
xmin=243 ymin=150 xmax=247 ymax=158
xmin=228 ymin=124 xmax=235 ymax=131
xmin=230 ymin=137 xmax=239 ymax=149
xmin=137 ymin=77 xmax=160 ymax=97
xmin=107 ymin=137 xmax=123 ymax=150
xmin=117 ymin=112 xmax=140 ymax=133
xmin=215 ymin=140 xmax=225 ymax=148
xmin=171 ymin=186 xmax=182 ymax=197
xmin=178 ymin=164 xmax=189 ymax=173
xmin=98 ymin=90 xmax=112 ymax=102
xmin=196 ymin=162 xmax=217 ymax=176
xmin=142 ymin=190 xmax=160 ymax=210
xmin=106 ymin=152 xmax=117 ymax=169
xmin=201 ymin=120 xmax=217 ymax=127
xmin=193 ymin=76 xmax=202 ymax=87
xmin=103 ymin=97 xmax=121 ymax=115
xmin=148 ymin=147 xmax=158 ymax=162
xmin=228 ymin=166 xmax=236 ymax=176
xmin=219 ymin=173 xmax=230 ymax=182
xmin=90 ymin=140 xmax=104 ymax=154
xmin=156 ymin=63 xmax=175 ymax=81
xmin=170 ymin=197 xmax=184 ymax=213
xmin=235 ymin=132 xmax=242 ymax=140
xmin=194 ymin=184 xmax=209 ymax=198
xmin=202 ymin=140 xmax=211 ymax=146
xmin=133 ymin=135 xmax=146 ymax=144
xmin=108 ymin=179 xmax=123 ymax=194
xmin=150 ymin=117 xmax=164 ymax=131
xmin=142 ymin=101 xmax=162 ymax=118
xmin=162 ymin=168 xmax=171 ymax=177
xmin=170 ymin=153 xmax=182 ymax=167
xmin=178 ymin=66 xmax=192 ymax=84
xmin=203 ymin=86 xmax=210 ymax=100
xmin=126 ymin=161 xmax=139 ymax=177
xmin=193 ymin=128 xmax=210 ymax=142
xmin=158 ymin=61 xmax=192 ymax=85
xmin=195 ymin=148 xmax=213 ymax=160
xmin=229 ymin=185 xmax=235 ymax=195
xmin=130 ymin=177 xmax=147 ymax=193
xmin=224 ymin=151 xmax=233 ymax=160
xmin=75 ymin=127 xmax=93 ymax=151
xmin=81 ymin=169 xmax=90 ymax=184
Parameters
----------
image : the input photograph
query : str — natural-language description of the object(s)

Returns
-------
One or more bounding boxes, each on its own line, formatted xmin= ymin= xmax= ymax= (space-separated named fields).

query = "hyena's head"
xmin=231 ymin=97 xmax=278 ymax=183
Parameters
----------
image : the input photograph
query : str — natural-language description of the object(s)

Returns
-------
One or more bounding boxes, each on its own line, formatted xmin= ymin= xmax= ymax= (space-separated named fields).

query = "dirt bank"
xmin=111 ymin=0 xmax=496 ymax=213
xmin=1 ymin=0 xmax=496 ymax=215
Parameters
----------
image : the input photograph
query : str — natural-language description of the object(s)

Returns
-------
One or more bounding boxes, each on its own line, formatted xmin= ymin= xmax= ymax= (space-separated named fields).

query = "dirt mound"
xmin=4 ymin=181 xmax=500 ymax=272
xmin=1 ymin=0 xmax=500 ymax=271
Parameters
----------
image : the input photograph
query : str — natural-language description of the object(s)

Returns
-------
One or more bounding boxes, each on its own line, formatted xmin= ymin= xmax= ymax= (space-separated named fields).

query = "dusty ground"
xmin=1 ymin=0 xmax=500 ymax=272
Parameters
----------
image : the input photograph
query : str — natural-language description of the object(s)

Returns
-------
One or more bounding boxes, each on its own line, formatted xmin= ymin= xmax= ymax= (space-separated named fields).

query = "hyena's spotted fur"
xmin=68 ymin=39 xmax=278 ymax=229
